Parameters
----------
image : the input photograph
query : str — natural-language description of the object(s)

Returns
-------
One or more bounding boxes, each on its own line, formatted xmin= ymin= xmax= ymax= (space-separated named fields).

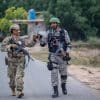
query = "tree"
xmin=48 ymin=0 xmax=57 ymax=15
xmin=5 ymin=7 xmax=27 ymax=20
xmin=0 ymin=18 xmax=12 ymax=34
xmin=13 ymin=7 xmax=27 ymax=19
xmin=0 ymin=0 xmax=100 ymax=40
xmin=0 ymin=0 xmax=9 ymax=18
xmin=0 ymin=7 xmax=27 ymax=35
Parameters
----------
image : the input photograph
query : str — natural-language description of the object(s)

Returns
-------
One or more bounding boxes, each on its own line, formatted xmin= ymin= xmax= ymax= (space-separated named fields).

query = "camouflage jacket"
xmin=1 ymin=36 xmax=25 ymax=63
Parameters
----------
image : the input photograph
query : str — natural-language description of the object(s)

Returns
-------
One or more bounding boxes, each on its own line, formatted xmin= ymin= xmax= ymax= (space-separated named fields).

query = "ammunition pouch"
xmin=47 ymin=62 xmax=53 ymax=71
xmin=5 ymin=56 xmax=8 ymax=65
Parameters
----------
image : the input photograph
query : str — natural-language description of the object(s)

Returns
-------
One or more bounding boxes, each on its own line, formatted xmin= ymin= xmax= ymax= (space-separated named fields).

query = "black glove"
xmin=63 ymin=56 xmax=71 ymax=61
xmin=63 ymin=53 xmax=71 ymax=61
xmin=40 ymin=41 xmax=46 ymax=47
xmin=47 ymin=62 xmax=53 ymax=71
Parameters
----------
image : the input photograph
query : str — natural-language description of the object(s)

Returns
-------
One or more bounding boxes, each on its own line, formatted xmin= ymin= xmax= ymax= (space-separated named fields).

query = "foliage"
xmin=0 ymin=6 xmax=27 ymax=36
xmin=43 ymin=11 xmax=53 ymax=25
xmin=0 ymin=0 xmax=9 ymax=17
xmin=5 ymin=7 xmax=27 ymax=20
xmin=88 ymin=37 xmax=100 ymax=47
xmin=0 ymin=0 xmax=100 ymax=40
xmin=0 ymin=18 xmax=12 ymax=35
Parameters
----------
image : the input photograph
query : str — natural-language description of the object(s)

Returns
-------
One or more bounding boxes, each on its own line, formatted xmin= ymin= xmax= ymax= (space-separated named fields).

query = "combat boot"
xmin=17 ymin=91 xmax=24 ymax=98
xmin=61 ymin=83 xmax=67 ymax=95
xmin=11 ymin=88 xmax=16 ymax=96
xmin=52 ymin=86 xmax=59 ymax=98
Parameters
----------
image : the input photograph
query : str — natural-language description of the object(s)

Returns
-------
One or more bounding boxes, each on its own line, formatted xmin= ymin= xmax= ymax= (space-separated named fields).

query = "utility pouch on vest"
xmin=5 ymin=56 xmax=8 ymax=65
xmin=63 ymin=53 xmax=71 ymax=61
xmin=47 ymin=62 xmax=53 ymax=71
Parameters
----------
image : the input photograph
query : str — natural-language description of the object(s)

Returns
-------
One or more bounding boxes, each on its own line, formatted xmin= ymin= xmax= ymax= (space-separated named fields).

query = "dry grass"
xmin=70 ymin=48 xmax=100 ymax=67
xmin=30 ymin=44 xmax=100 ymax=67
xmin=32 ymin=51 xmax=48 ymax=62
xmin=31 ymin=47 xmax=48 ymax=62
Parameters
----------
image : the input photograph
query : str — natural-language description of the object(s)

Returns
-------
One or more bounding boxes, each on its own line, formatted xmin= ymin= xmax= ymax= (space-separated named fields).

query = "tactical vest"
xmin=47 ymin=29 xmax=67 ymax=53
xmin=8 ymin=38 xmax=25 ymax=58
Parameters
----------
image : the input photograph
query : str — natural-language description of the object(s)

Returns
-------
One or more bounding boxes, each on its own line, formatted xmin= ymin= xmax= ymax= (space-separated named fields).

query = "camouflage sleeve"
xmin=1 ymin=37 xmax=11 ymax=52
xmin=64 ymin=30 xmax=71 ymax=44
xmin=64 ymin=30 xmax=71 ymax=52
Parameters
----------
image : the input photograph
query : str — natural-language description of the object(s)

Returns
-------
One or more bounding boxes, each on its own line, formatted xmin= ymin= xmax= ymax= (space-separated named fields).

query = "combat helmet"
xmin=49 ymin=17 xmax=60 ymax=24
xmin=10 ymin=24 xmax=20 ymax=32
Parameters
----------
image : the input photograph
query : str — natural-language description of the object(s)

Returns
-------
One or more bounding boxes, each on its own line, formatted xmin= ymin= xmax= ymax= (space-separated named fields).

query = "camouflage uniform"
xmin=1 ymin=35 xmax=25 ymax=98
xmin=39 ymin=17 xmax=71 ymax=97
xmin=40 ymin=26 xmax=71 ymax=98
xmin=47 ymin=28 xmax=70 ymax=87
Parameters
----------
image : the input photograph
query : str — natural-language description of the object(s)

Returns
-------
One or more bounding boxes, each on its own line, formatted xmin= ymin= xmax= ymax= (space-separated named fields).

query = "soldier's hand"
xmin=65 ymin=52 xmax=71 ymax=61
xmin=66 ymin=52 xmax=69 ymax=55
xmin=6 ymin=44 xmax=12 ymax=49
xmin=11 ymin=44 xmax=17 ymax=48
xmin=6 ymin=44 xmax=17 ymax=50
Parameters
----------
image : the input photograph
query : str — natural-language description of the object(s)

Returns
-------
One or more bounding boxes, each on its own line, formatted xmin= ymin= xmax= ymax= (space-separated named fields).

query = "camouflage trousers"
xmin=49 ymin=53 xmax=68 ymax=86
xmin=7 ymin=57 xmax=25 ymax=91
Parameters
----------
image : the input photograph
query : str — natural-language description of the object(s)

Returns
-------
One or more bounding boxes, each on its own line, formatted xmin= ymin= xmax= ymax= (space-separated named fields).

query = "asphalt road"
xmin=0 ymin=51 xmax=100 ymax=100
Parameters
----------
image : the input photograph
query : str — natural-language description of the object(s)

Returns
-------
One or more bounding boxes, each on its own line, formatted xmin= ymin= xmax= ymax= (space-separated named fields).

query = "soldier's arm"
xmin=64 ymin=30 xmax=71 ymax=53
xmin=64 ymin=30 xmax=70 ymax=43
xmin=1 ymin=37 xmax=11 ymax=52
xmin=20 ymin=36 xmax=36 ymax=47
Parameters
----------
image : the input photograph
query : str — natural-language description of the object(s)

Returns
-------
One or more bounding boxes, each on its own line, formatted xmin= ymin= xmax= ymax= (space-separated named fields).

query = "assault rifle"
xmin=9 ymin=38 xmax=34 ymax=65
xmin=55 ymin=39 xmax=71 ymax=62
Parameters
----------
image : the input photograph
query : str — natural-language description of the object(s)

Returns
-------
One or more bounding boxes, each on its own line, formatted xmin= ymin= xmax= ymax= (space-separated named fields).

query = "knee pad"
xmin=47 ymin=62 xmax=53 ymax=71
xmin=61 ymin=75 xmax=67 ymax=80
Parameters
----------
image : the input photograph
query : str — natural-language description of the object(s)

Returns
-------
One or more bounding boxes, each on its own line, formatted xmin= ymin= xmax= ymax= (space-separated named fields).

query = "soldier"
xmin=1 ymin=24 xmax=25 ymax=98
xmin=40 ymin=17 xmax=71 ymax=98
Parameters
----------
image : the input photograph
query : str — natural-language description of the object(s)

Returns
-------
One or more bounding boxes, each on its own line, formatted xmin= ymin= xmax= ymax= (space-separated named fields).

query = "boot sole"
xmin=17 ymin=93 xmax=24 ymax=98
xmin=52 ymin=94 xmax=59 ymax=98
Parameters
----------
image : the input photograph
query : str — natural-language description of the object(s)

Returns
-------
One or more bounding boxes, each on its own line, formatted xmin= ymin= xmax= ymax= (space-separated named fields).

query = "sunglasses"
xmin=13 ymin=29 xmax=20 ymax=32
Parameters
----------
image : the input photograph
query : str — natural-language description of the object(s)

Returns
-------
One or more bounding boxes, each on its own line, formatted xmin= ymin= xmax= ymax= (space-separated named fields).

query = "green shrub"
xmin=88 ymin=37 xmax=100 ymax=47
xmin=0 ymin=18 xmax=12 ymax=35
